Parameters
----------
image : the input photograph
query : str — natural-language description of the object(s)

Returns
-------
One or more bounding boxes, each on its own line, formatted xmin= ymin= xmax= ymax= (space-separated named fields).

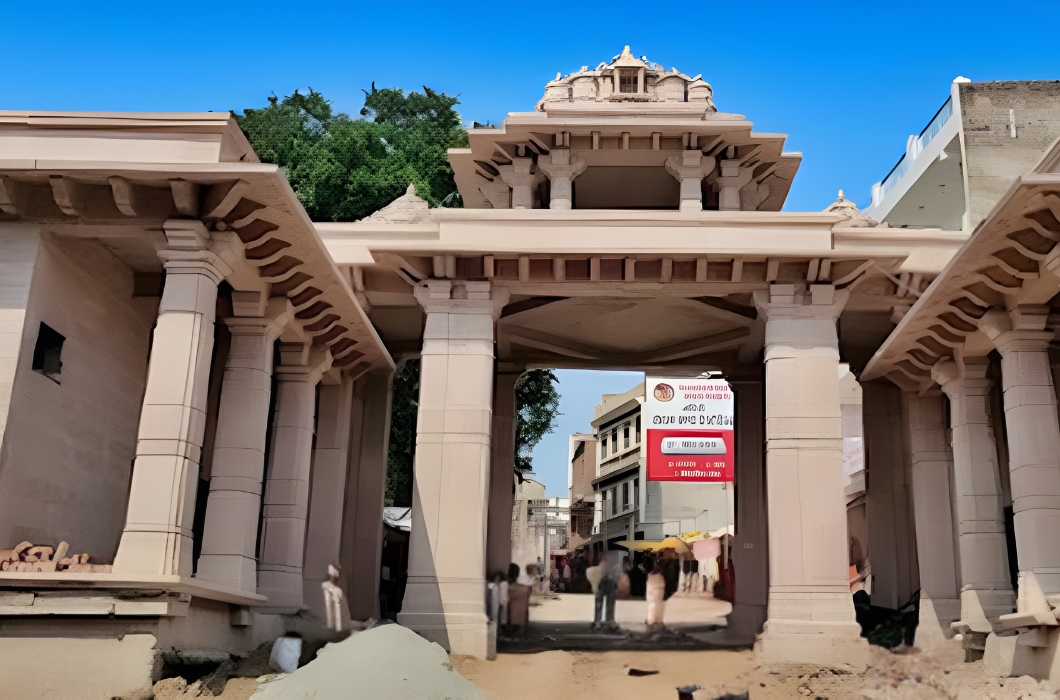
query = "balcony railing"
xmin=872 ymin=97 xmax=954 ymax=207
xmin=599 ymin=448 xmax=640 ymax=477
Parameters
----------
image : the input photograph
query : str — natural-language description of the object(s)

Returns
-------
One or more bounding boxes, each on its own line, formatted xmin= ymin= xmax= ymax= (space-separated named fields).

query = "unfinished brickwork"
xmin=960 ymin=80 xmax=1060 ymax=228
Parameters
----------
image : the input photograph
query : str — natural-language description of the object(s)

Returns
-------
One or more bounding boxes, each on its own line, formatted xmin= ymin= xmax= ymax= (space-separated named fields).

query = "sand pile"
xmin=251 ymin=624 xmax=486 ymax=700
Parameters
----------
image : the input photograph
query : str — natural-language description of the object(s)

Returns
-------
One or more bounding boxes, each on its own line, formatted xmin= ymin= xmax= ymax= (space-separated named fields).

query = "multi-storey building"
xmin=588 ymin=383 xmax=733 ymax=554
xmin=567 ymin=433 xmax=596 ymax=551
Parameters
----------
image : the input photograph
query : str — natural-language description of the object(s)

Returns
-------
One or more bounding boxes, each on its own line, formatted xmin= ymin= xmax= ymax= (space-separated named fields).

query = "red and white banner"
xmin=643 ymin=377 xmax=735 ymax=482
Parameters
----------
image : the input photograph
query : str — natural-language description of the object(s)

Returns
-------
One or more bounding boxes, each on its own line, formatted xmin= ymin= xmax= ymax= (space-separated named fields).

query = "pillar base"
xmin=756 ymin=620 xmax=868 ymax=672
xmin=757 ymin=588 xmax=868 ymax=671
xmin=953 ymin=587 xmax=1015 ymax=635
xmin=916 ymin=595 xmax=961 ymax=646
xmin=398 ymin=576 xmax=490 ymax=657
xmin=397 ymin=611 xmax=489 ymax=658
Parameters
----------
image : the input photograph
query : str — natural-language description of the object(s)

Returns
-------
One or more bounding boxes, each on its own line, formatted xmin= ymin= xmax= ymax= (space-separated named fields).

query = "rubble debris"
xmin=251 ymin=623 xmax=485 ymax=699
xmin=677 ymin=683 xmax=702 ymax=700
xmin=0 ymin=541 xmax=111 ymax=573
xmin=269 ymin=636 xmax=302 ymax=673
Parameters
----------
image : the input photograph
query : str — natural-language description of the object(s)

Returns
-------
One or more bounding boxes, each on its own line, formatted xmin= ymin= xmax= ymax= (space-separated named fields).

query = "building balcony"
xmin=599 ymin=447 xmax=640 ymax=478
xmin=865 ymin=92 xmax=964 ymax=228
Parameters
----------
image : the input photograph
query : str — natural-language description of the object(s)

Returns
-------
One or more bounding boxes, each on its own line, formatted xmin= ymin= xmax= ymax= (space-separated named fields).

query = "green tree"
xmin=385 ymin=360 xmax=420 ymax=507
xmin=237 ymin=87 xmax=560 ymax=507
xmin=236 ymin=86 xmax=467 ymax=221
xmin=515 ymin=369 xmax=562 ymax=472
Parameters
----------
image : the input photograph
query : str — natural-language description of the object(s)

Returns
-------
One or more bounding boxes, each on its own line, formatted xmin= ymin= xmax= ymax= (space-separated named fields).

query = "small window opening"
xmin=623 ymin=424 xmax=630 ymax=449
xmin=619 ymin=71 xmax=638 ymax=93
xmin=32 ymin=323 xmax=65 ymax=384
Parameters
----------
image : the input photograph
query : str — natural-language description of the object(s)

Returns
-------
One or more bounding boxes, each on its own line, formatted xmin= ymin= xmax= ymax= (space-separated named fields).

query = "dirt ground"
xmin=149 ymin=628 xmax=1060 ymax=699
xmin=455 ymin=641 xmax=1060 ymax=700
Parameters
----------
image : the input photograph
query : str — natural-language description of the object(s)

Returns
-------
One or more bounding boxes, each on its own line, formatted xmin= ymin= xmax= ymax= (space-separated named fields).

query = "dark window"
xmin=634 ymin=478 xmax=639 ymax=509
xmin=623 ymin=424 xmax=630 ymax=449
xmin=611 ymin=430 xmax=618 ymax=452
xmin=601 ymin=435 xmax=608 ymax=458
xmin=636 ymin=415 xmax=641 ymax=443
xmin=611 ymin=488 xmax=617 ymax=515
xmin=32 ymin=323 xmax=65 ymax=383
xmin=619 ymin=72 xmax=638 ymax=93
xmin=622 ymin=481 xmax=629 ymax=507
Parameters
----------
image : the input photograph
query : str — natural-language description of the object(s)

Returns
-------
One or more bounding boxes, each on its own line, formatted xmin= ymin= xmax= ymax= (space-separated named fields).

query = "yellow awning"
xmin=613 ymin=540 xmax=662 ymax=552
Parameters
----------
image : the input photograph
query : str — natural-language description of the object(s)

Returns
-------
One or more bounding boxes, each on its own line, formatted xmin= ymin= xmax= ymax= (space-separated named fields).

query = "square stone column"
xmin=931 ymin=358 xmax=1015 ymax=634
xmin=496 ymin=158 xmax=535 ymax=210
xmin=864 ymin=382 xmax=919 ymax=610
xmin=486 ymin=368 xmax=520 ymax=576
xmin=398 ymin=280 xmax=507 ymax=657
xmin=341 ymin=371 xmax=394 ymax=621
xmin=753 ymin=283 xmax=868 ymax=670
xmin=302 ymin=376 xmax=355 ymax=619
xmin=196 ymin=296 xmax=291 ymax=593
xmin=256 ymin=342 xmax=330 ymax=612
xmin=664 ymin=151 xmax=715 ymax=211
xmin=714 ymin=153 xmax=754 ymax=211
xmin=537 ymin=149 xmax=585 ymax=210
xmin=113 ymin=221 xmax=231 ymax=577
xmin=903 ymin=391 xmax=961 ymax=645
xmin=980 ymin=306 xmax=1060 ymax=596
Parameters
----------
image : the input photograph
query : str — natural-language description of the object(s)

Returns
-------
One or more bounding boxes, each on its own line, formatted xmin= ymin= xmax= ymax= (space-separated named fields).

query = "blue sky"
xmin=6 ymin=1 xmax=1060 ymax=494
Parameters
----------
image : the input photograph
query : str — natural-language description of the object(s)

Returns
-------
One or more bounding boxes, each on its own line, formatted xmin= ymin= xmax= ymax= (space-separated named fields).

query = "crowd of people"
xmin=487 ymin=542 xmax=734 ymax=637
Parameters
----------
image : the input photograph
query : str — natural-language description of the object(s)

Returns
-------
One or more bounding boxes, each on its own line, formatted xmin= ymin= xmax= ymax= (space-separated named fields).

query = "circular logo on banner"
xmin=653 ymin=383 xmax=674 ymax=402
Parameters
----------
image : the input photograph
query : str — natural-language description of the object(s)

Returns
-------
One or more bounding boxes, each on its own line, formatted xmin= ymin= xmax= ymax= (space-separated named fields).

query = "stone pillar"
xmin=753 ymin=283 xmax=868 ymax=670
xmin=715 ymin=154 xmax=754 ymax=211
xmin=257 ymin=341 xmax=330 ymax=612
xmin=113 ymin=221 xmax=231 ymax=577
xmin=727 ymin=380 xmax=768 ymax=643
xmin=903 ymin=391 xmax=961 ymax=644
xmin=931 ymin=358 xmax=1014 ymax=634
xmin=486 ymin=368 xmax=519 ymax=576
xmin=302 ymin=377 xmax=355 ymax=619
xmin=0 ymin=225 xmax=40 ymax=457
xmin=196 ymin=295 xmax=291 ymax=592
xmin=537 ymin=149 xmax=586 ymax=210
xmin=398 ymin=280 xmax=506 ymax=657
xmin=664 ymin=152 xmax=715 ymax=211
xmin=496 ymin=157 xmax=535 ymax=210
xmin=344 ymin=371 xmax=394 ymax=621
xmin=981 ymin=306 xmax=1060 ymax=595
xmin=864 ymin=382 xmax=918 ymax=610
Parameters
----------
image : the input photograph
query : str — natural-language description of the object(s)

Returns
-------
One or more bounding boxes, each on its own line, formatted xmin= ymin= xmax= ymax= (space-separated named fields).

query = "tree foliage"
xmin=515 ymin=369 xmax=562 ymax=472
xmin=385 ymin=360 xmax=420 ymax=507
xmin=236 ymin=86 xmax=467 ymax=221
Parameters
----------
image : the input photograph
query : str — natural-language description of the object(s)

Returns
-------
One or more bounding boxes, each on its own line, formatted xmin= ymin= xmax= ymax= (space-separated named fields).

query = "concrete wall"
xmin=960 ymin=81 xmax=1060 ymax=229
xmin=0 ymin=237 xmax=156 ymax=557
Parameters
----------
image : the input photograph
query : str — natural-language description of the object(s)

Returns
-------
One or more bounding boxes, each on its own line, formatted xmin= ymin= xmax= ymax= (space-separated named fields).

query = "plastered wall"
xmin=0 ymin=237 xmax=157 ymax=557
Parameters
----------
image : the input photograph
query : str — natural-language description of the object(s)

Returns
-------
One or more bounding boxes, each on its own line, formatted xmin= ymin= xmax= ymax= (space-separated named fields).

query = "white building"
xmin=510 ymin=472 xmax=569 ymax=571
